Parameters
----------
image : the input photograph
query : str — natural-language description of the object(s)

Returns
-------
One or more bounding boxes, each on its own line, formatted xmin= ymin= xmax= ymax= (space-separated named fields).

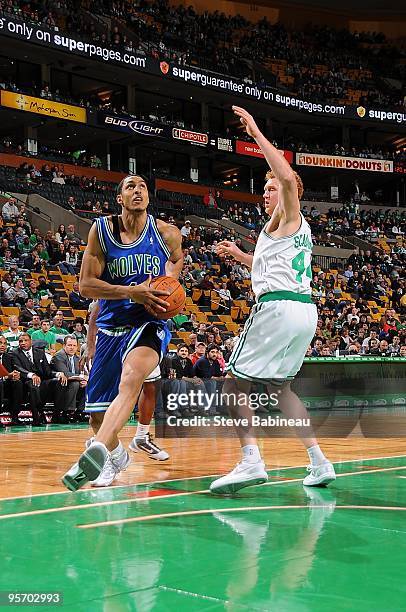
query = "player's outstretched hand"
xmin=216 ymin=240 xmax=243 ymax=260
xmin=232 ymin=106 xmax=261 ymax=139
xmin=130 ymin=278 xmax=170 ymax=315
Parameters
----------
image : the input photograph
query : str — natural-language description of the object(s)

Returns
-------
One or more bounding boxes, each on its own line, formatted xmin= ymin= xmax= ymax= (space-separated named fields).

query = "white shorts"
xmin=145 ymin=365 xmax=161 ymax=383
xmin=227 ymin=300 xmax=317 ymax=384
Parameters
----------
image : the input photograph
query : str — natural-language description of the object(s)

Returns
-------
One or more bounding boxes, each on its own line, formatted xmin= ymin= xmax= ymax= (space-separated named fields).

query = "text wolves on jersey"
xmin=107 ymin=254 xmax=161 ymax=279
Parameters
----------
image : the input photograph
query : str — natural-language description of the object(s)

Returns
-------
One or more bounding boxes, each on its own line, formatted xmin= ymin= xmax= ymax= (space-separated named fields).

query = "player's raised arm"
xmin=79 ymin=223 xmax=170 ymax=313
xmin=232 ymin=105 xmax=300 ymax=222
xmin=158 ymin=221 xmax=184 ymax=279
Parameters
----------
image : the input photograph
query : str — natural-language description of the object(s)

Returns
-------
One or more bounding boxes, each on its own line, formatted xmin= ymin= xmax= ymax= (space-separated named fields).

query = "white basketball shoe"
xmin=85 ymin=437 xmax=131 ymax=487
xmin=210 ymin=460 xmax=268 ymax=495
xmin=303 ymin=461 xmax=336 ymax=487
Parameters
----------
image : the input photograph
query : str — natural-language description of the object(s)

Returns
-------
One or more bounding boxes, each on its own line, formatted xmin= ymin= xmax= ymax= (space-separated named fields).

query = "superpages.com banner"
xmin=1 ymin=14 xmax=405 ymax=126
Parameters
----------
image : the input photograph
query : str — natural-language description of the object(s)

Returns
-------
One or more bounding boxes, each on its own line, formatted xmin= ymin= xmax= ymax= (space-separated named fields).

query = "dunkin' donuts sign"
xmin=296 ymin=153 xmax=393 ymax=173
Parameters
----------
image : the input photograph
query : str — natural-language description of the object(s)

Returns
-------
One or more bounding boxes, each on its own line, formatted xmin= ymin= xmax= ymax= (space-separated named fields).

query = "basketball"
xmin=150 ymin=276 xmax=186 ymax=320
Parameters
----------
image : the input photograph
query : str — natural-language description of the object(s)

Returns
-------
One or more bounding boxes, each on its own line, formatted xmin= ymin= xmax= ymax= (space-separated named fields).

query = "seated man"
xmin=162 ymin=344 xmax=204 ymax=415
xmin=51 ymin=335 xmax=87 ymax=422
xmin=12 ymin=333 xmax=64 ymax=425
xmin=193 ymin=343 xmax=224 ymax=415
xmin=0 ymin=335 xmax=23 ymax=424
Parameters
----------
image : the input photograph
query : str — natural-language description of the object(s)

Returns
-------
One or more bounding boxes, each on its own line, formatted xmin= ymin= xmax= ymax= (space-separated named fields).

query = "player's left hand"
xmin=232 ymin=106 xmax=261 ymax=139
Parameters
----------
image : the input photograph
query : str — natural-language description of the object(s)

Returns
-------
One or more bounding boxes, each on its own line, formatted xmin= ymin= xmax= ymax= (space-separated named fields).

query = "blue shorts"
xmin=85 ymin=322 xmax=171 ymax=413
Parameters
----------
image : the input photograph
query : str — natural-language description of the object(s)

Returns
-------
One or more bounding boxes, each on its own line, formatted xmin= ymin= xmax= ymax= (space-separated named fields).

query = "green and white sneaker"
xmin=62 ymin=442 xmax=108 ymax=492
xmin=303 ymin=461 xmax=336 ymax=487
xmin=210 ymin=460 xmax=268 ymax=495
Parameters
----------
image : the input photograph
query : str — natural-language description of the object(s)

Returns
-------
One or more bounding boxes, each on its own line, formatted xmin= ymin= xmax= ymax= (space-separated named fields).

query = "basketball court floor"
xmin=1 ymin=418 xmax=405 ymax=610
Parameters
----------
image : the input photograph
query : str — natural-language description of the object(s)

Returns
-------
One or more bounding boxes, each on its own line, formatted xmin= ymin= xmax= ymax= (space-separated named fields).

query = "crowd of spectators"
xmin=0 ymin=0 xmax=404 ymax=109
xmin=0 ymin=185 xmax=405 ymax=425
xmin=0 ymin=198 xmax=86 ymax=276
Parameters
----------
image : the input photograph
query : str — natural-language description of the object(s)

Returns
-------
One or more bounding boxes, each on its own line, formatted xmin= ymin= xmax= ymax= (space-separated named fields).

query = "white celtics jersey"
xmin=251 ymin=213 xmax=313 ymax=299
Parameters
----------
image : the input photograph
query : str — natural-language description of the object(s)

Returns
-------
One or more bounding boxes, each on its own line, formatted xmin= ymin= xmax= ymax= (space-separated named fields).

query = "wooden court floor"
xmin=0 ymin=422 xmax=405 ymax=499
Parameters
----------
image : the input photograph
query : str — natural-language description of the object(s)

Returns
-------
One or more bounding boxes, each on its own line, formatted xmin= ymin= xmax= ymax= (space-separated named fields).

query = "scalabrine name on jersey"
xmin=107 ymin=253 xmax=161 ymax=279
xmin=294 ymin=233 xmax=313 ymax=250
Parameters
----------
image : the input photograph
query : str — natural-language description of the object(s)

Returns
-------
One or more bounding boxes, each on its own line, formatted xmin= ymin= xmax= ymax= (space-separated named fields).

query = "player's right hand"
xmin=129 ymin=278 xmax=171 ymax=315
xmin=216 ymin=240 xmax=242 ymax=260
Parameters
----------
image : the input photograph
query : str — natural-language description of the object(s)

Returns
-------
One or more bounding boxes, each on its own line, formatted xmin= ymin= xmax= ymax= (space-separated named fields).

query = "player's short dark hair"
xmin=116 ymin=174 xmax=150 ymax=196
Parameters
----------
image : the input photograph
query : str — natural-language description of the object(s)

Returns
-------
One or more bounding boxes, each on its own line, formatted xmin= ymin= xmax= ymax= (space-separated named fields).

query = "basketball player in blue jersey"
xmin=62 ymin=175 xmax=183 ymax=491
xmin=85 ymin=301 xmax=169 ymax=487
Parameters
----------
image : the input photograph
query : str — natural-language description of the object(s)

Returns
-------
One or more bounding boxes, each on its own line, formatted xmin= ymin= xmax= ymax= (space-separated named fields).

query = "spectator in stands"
xmin=0 ymin=335 xmax=23 ymax=424
xmin=66 ymin=224 xmax=84 ymax=245
xmin=0 ymin=249 xmax=19 ymax=271
xmin=26 ymin=279 xmax=41 ymax=305
xmin=311 ymin=339 xmax=323 ymax=357
xmin=55 ymin=224 xmax=67 ymax=243
xmin=50 ymin=312 xmax=70 ymax=343
xmin=163 ymin=344 xmax=202 ymax=408
xmin=13 ymin=333 xmax=63 ymax=425
xmin=3 ymin=279 xmax=28 ymax=306
xmin=64 ymin=245 xmax=79 ymax=274
xmin=3 ymin=316 xmax=22 ymax=351
xmin=361 ymin=328 xmax=379 ymax=354
xmin=45 ymin=302 xmax=58 ymax=320
xmin=23 ymin=248 xmax=43 ymax=273
xmin=1 ymin=197 xmax=19 ymax=221
xmin=20 ymin=298 xmax=40 ymax=326
xmin=36 ymin=242 xmax=50 ymax=265
xmin=190 ymin=342 xmax=206 ymax=366
xmin=71 ymin=320 xmax=86 ymax=344
xmin=67 ymin=196 xmax=76 ymax=211
xmin=17 ymin=236 xmax=31 ymax=259
xmin=51 ymin=335 xmax=87 ymax=422
xmin=52 ymin=171 xmax=65 ymax=185
xmin=194 ymin=343 xmax=224 ymax=415
xmin=37 ymin=275 xmax=56 ymax=301
xmin=389 ymin=336 xmax=401 ymax=355
xmin=26 ymin=314 xmax=42 ymax=337
xmin=53 ymin=243 xmax=68 ymax=272
xmin=31 ymin=320 xmax=56 ymax=351
xmin=69 ymin=281 xmax=91 ymax=310
xmin=217 ymin=282 xmax=232 ymax=313
xmin=366 ymin=338 xmax=380 ymax=355
xmin=180 ymin=220 xmax=192 ymax=240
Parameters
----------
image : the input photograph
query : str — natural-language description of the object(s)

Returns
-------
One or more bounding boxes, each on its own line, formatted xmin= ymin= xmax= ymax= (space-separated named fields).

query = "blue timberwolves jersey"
xmin=95 ymin=214 xmax=170 ymax=329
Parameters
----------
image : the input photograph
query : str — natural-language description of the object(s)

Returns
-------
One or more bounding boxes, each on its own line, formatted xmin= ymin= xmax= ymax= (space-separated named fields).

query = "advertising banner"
xmin=236 ymin=140 xmax=293 ymax=163
xmin=98 ymin=113 xmax=172 ymax=139
xmin=1 ymin=14 xmax=405 ymax=126
xmin=172 ymin=128 xmax=208 ymax=146
xmin=1 ymin=90 xmax=86 ymax=123
xmin=296 ymin=153 xmax=394 ymax=173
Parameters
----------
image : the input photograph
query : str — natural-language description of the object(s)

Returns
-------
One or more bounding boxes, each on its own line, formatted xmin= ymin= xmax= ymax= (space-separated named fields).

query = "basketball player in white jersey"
xmin=210 ymin=106 xmax=335 ymax=494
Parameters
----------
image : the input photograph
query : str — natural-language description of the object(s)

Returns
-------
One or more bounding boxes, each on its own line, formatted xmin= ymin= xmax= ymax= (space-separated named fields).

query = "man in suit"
xmin=51 ymin=335 xmax=87 ymax=421
xmin=0 ymin=335 xmax=24 ymax=425
xmin=13 ymin=333 xmax=65 ymax=425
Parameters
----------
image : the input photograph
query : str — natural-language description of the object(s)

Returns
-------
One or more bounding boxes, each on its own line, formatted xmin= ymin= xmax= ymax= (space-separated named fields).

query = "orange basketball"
xmin=150 ymin=276 xmax=186 ymax=320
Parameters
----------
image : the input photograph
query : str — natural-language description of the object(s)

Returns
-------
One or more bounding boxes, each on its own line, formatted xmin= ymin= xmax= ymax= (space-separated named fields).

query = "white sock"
xmin=307 ymin=444 xmax=326 ymax=466
xmin=111 ymin=441 xmax=125 ymax=458
xmin=242 ymin=444 xmax=261 ymax=463
xmin=136 ymin=423 xmax=150 ymax=439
